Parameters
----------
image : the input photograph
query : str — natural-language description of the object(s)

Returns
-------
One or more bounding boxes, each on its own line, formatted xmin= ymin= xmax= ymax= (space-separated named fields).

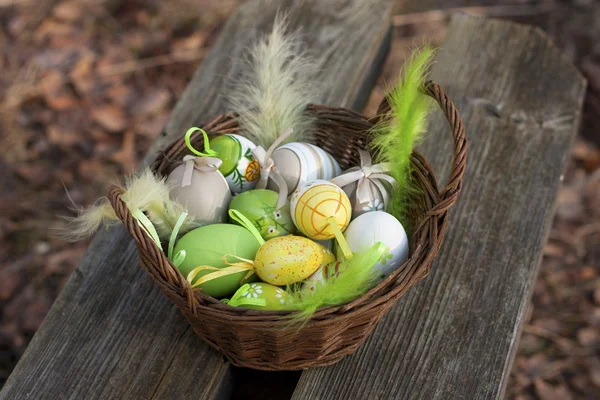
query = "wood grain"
xmin=0 ymin=1 xmax=392 ymax=399
xmin=292 ymin=14 xmax=586 ymax=400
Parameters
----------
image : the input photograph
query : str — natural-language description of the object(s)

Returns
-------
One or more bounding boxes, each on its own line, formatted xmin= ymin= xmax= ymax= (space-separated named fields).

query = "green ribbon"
xmin=131 ymin=208 xmax=162 ymax=251
xmin=328 ymin=216 xmax=352 ymax=260
xmin=171 ymin=250 xmax=186 ymax=269
xmin=222 ymin=284 xmax=267 ymax=308
xmin=363 ymin=241 xmax=388 ymax=271
xmin=184 ymin=127 xmax=217 ymax=157
xmin=229 ymin=209 xmax=265 ymax=246
xmin=168 ymin=212 xmax=188 ymax=260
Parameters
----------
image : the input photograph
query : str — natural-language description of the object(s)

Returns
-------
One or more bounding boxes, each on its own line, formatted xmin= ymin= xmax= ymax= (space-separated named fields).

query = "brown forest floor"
xmin=0 ymin=1 xmax=599 ymax=399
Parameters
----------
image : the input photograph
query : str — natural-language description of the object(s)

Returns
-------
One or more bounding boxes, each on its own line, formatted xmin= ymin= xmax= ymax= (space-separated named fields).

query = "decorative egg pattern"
xmin=302 ymin=261 xmax=342 ymax=292
xmin=269 ymin=143 xmax=341 ymax=193
xmin=210 ymin=134 xmax=259 ymax=194
xmin=254 ymin=236 xmax=323 ymax=285
xmin=342 ymin=171 xmax=392 ymax=219
xmin=290 ymin=180 xmax=352 ymax=240
xmin=228 ymin=189 xmax=296 ymax=240
xmin=229 ymin=283 xmax=291 ymax=310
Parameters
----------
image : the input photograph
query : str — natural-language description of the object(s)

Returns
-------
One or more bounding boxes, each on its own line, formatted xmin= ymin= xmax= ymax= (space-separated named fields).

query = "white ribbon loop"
xmin=329 ymin=150 xmax=396 ymax=207
xmin=181 ymin=155 xmax=223 ymax=187
xmin=252 ymin=128 xmax=294 ymax=210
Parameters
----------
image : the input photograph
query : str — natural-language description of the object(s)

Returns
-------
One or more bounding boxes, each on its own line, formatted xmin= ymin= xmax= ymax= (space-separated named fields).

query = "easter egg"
xmin=210 ymin=134 xmax=260 ymax=193
xmin=227 ymin=282 xmax=291 ymax=310
xmin=342 ymin=169 xmax=393 ymax=219
xmin=228 ymin=189 xmax=296 ymax=240
xmin=269 ymin=143 xmax=341 ymax=193
xmin=303 ymin=261 xmax=342 ymax=292
xmin=254 ymin=236 xmax=323 ymax=285
xmin=167 ymin=161 xmax=231 ymax=225
xmin=174 ymin=224 xmax=261 ymax=298
xmin=338 ymin=211 xmax=409 ymax=279
xmin=289 ymin=180 xmax=352 ymax=240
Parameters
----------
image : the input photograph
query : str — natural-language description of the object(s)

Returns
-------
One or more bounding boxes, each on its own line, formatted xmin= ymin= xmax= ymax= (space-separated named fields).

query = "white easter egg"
xmin=342 ymin=169 xmax=392 ymax=219
xmin=339 ymin=211 xmax=409 ymax=278
xmin=269 ymin=143 xmax=341 ymax=192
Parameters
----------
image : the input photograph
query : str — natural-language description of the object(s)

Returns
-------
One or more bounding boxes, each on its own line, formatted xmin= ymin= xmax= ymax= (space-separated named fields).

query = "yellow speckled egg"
xmin=254 ymin=236 xmax=323 ymax=285
xmin=289 ymin=180 xmax=352 ymax=240
xmin=321 ymin=244 xmax=336 ymax=265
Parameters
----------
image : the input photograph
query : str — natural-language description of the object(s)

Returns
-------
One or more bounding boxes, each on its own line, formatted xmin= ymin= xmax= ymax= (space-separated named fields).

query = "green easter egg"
xmin=210 ymin=135 xmax=241 ymax=177
xmin=174 ymin=224 xmax=261 ymax=298
xmin=229 ymin=189 xmax=296 ymax=240
xmin=227 ymin=282 xmax=291 ymax=310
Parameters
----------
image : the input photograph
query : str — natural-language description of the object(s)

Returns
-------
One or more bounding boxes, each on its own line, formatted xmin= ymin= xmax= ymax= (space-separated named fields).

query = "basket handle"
xmin=375 ymin=80 xmax=468 ymax=210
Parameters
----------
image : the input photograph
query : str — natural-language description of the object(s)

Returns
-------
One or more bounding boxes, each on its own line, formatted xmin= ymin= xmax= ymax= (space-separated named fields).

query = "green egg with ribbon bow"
xmin=228 ymin=189 xmax=296 ymax=240
xmin=173 ymin=224 xmax=261 ymax=298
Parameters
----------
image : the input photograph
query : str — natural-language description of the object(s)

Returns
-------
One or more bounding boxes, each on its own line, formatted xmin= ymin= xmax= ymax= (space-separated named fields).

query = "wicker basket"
xmin=107 ymin=81 xmax=467 ymax=371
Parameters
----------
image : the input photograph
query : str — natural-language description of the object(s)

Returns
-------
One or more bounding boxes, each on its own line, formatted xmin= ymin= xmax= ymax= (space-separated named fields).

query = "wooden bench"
xmin=0 ymin=1 xmax=585 ymax=399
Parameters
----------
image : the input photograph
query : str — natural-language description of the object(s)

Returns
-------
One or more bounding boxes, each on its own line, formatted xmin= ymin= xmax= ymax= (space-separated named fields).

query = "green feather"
xmin=369 ymin=45 xmax=436 ymax=228
xmin=284 ymin=243 xmax=384 ymax=325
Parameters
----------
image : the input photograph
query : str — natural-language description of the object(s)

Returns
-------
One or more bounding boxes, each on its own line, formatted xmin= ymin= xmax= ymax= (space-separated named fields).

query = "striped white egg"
xmin=269 ymin=143 xmax=341 ymax=193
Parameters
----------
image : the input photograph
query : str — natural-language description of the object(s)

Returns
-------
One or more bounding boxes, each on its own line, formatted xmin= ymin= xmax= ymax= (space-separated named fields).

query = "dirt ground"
xmin=0 ymin=1 xmax=598 ymax=398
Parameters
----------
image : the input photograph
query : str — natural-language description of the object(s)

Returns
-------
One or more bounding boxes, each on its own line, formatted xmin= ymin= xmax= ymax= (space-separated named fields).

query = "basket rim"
xmin=108 ymin=80 xmax=467 ymax=324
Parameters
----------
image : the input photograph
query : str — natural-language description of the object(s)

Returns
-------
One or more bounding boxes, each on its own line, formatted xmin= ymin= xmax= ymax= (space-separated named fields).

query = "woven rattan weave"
xmin=107 ymin=81 xmax=467 ymax=370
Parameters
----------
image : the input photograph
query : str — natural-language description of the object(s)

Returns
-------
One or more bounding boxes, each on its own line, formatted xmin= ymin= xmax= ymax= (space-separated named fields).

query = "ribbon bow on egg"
xmin=329 ymin=150 xmax=396 ymax=210
xmin=251 ymin=128 xmax=295 ymax=210
xmin=186 ymin=254 xmax=257 ymax=289
xmin=180 ymin=156 xmax=222 ymax=187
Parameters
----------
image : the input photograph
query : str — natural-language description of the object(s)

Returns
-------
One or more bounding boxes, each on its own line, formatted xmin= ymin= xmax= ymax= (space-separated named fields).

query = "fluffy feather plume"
xmin=284 ymin=243 xmax=383 ymax=324
xmin=369 ymin=45 xmax=436 ymax=227
xmin=58 ymin=168 xmax=197 ymax=241
xmin=227 ymin=14 xmax=323 ymax=148
xmin=145 ymin=195 xmax=200 ymax=239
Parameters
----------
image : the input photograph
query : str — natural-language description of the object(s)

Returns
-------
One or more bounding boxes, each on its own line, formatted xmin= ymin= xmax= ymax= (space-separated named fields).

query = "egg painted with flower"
xmin=330 ymin=150 xmax=395 ymax=219
xmin=342 ymin=176 xmax=391 ymax=219
xmin=338 ymin=211 xmax=409 ymax=278
xmin=254 ymin=236 xmax=324 ymax=285
xmin=209 ymin=134 xmax=260 ymax=193
xmin=224 ymin=283 xmax=291 ymax=310
xmin=289 ymin=180 xmax=352 ymax=240
xmin=228 ymin=189 xmax=295 ymax=240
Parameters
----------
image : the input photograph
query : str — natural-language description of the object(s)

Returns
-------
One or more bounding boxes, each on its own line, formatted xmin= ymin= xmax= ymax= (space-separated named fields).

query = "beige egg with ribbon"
xmin=167 ymin=156 xmax=232 ymax=225
xmin=268 ymin=142 xmax=342 ymax=193
xmin=330 ymin=150 xmax=396 ymax=220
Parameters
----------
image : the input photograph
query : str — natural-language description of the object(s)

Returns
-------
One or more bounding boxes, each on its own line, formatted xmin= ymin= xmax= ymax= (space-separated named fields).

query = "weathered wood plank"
xmin=0 ymin=1 xmax=392 ymax=399
xmin=292 ymin=14 xmax=586 ymax=400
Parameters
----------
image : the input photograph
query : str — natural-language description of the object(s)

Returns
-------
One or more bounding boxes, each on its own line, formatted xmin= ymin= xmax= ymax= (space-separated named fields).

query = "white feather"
xmin=227 ymin=14 xmax=324 ymax=148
